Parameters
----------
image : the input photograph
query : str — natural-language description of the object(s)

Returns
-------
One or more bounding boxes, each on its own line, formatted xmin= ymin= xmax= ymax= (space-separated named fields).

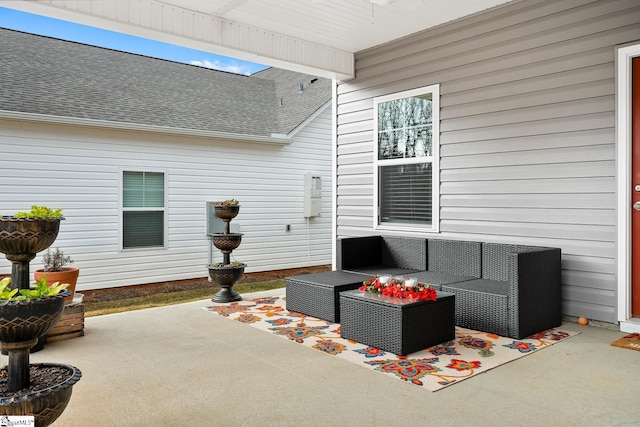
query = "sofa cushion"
xmin=411 ymin=271 xmax=477 ymax=291
xmin=445 ymin=278 xmax=509 ymax=296
xmin=344 ymin=266 xmax=421 ymax=276
xmin=441 ymin=280 xmax=509 ymax=337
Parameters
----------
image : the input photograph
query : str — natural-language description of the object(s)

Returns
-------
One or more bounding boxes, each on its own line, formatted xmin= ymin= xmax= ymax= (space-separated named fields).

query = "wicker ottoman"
xmin=285 ymin=271 xmax=370 ymax=322
xmin=339 ymin=289 xmax=455 ymax=356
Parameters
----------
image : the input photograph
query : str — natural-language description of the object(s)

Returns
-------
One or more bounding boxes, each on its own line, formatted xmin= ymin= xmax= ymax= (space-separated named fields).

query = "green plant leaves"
xmin=13 ymin=205 xmax=63 ymax=218
xmin=0 ymin=277 xmax=18 ymax=300
xmin=0 ymin=277 xmax=69 ymax=300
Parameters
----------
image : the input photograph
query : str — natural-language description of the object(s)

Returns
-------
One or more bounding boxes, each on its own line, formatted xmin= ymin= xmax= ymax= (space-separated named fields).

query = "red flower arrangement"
xmin=359 ymin=276 xmax=437 ymax=301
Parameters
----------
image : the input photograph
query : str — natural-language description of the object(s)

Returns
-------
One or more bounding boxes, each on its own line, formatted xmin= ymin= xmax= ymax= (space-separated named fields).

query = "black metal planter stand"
xmin=0 ymin=217 xmax=82 ymax=426
xmin=208 ymin=205 xmax=245 ymax=303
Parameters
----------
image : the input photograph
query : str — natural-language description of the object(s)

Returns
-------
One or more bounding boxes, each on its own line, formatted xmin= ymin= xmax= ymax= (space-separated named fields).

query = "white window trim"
xmin=119 ymin=168 xmax=168 ymax=251
xmin=373 ymin=83 xmax=440 ymax=233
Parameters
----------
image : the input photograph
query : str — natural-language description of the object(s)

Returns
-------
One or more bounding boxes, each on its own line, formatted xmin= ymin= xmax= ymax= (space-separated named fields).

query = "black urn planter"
xmin=0 ymin=217 xmax=62 ymax=290
xmin=0 ymin=217 xmax=61 ymax=257
xmin=213 ymin=205 xmax=240 ymax=221
xmin=0 ymin=363 xmax=81 ymax=427
xmin=0 ymin=291 xmax=69 ymax=344
xmin=0 ymin=215 xmax=81 ymax=425
xmin=209 ymin=263 xmax=245 ymax=302
xmin=211 ymin=233 xmax=243 ymax=252
xmin=0 ymin=292 xmax=81 ymax=426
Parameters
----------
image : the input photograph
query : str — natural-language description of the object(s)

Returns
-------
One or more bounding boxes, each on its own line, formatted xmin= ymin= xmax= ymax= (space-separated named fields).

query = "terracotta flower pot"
xmin=34 ymin=267 xmax=79 ymax=304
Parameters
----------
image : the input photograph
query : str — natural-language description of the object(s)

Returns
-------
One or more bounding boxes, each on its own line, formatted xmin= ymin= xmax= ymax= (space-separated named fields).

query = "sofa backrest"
xmin=382 ymin=236 xmax=427 ymax=270
xmin=336 ymin=236 xmax=383 ymax=270
xmin=482 ymin=243 xmax=544 ymax=281
xmin=427 ymin=239 xmax=481 ymax=277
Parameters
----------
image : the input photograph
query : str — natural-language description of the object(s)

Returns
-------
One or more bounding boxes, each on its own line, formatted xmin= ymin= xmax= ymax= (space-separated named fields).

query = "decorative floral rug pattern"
xmin=205 ymin=295 xmax=578 ymax=392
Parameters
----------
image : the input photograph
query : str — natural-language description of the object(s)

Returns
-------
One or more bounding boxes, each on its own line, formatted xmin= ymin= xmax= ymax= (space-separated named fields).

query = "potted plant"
xmin=213 ymin=199 xmax=240 ymax=221
xmin=0 ymin=206 xmax=64 ymax=291
xmin=0 ymin=206 xmax=82 ymax=426
xmin=208 ymin=261 xmax=246 ymax=303
xmin=34 ymin=247 xmax=79 ymax=304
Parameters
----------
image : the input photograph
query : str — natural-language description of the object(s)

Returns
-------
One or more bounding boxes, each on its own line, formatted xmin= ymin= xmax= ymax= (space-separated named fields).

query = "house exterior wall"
xmin=336 ymin=0 xmax=640 ymax=323
xmin=0 ymin=105 xmax=333 ymax=291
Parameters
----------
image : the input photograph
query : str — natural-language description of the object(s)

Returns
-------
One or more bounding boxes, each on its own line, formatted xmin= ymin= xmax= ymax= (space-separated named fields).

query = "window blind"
xmin=379 ymin=163 xmax=432 ymax=225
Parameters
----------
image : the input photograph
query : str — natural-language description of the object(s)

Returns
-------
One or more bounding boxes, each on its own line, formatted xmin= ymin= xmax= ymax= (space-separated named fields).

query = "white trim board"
xmin=616 ymin=41 xmax=640 ymax=333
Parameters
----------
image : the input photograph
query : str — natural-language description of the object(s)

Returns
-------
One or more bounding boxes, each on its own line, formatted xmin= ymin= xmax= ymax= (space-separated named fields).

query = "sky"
xmin=0 ymin=6 xmax=267 ymax=75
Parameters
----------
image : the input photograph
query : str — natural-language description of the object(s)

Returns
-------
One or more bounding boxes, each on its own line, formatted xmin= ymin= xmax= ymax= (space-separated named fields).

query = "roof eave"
xmin=0 ymin=110 xmax=292 ymax=145
xmin=278 ymin=101 xmax=332 ymax=138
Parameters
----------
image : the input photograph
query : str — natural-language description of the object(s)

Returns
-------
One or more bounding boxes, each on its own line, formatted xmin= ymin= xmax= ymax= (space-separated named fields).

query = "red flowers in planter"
xmin=359 ymin=276 xmax=437 ymax=301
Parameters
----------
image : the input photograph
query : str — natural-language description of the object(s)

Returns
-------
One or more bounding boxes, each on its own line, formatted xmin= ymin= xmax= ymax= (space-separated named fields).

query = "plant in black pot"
xmin=0 ymin=206 xmax=63 ymax=291
xmin=0 ymin=206 xmax=82 ymax=426
xmin=212 ymin=199 xmax=240 ymax=221
xmin=208 ymin=260 xmax=246 ymax=302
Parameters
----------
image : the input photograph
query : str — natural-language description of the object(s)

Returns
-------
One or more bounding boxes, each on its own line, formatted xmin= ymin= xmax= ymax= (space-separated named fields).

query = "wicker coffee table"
xmin=285 ymin=270 xmax=370 ymax=322
xmin=339 ymin=289 xmax=455 ymax=355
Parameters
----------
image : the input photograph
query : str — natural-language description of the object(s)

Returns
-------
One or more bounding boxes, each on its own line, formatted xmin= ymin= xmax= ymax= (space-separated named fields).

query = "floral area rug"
xmin=205 ymin=295 xmax=578 ymax=392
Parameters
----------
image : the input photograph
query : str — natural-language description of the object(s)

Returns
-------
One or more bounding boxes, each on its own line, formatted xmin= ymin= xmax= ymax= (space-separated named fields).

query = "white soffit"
xmin=5 ymin=0 xmax=513 ymax=80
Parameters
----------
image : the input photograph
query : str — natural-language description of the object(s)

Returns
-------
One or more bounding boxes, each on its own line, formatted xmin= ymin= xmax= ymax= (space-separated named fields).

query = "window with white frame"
xmin=374 ymin=84 xmax=439 ymax=231
xmin=122 ymin=171 xmax=165 ymax=249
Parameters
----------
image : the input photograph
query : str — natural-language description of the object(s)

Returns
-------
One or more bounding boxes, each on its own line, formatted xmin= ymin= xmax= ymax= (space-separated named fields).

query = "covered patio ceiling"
xmin=5 ymin=0 xmax=513 ymax=80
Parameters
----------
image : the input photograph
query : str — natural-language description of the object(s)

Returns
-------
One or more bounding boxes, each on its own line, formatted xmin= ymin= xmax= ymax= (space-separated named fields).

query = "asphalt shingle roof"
xmin=0 ymin=28 xmax=331 ymax=137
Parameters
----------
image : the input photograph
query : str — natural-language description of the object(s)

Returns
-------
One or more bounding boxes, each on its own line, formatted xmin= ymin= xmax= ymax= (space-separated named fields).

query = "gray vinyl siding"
xmin=0 ymin=106 xmax=332 ymax=291
xmin=336 ymin=0 xmax=640 ymax=323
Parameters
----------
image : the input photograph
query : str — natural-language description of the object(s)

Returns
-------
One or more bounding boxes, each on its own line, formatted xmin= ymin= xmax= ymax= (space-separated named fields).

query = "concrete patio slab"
xmin=29 ymin=289 xmax=640 ymax=426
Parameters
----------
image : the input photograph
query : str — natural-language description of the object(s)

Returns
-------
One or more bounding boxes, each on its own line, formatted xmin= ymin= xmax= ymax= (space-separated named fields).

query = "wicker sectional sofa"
xmin=335 ymin=235 xmax=562 ymax=339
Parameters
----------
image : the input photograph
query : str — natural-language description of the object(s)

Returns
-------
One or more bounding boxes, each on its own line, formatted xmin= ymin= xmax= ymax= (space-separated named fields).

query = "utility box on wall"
xmin=303 ymin=172 xmax=322 ymax=217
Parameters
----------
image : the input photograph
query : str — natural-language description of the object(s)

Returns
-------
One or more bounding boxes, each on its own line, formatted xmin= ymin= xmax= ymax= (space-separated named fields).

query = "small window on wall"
xmin=122 ymin=171 xmax=165 ymax=249
xmin=373 ymin=84 xmax=440 ymax=232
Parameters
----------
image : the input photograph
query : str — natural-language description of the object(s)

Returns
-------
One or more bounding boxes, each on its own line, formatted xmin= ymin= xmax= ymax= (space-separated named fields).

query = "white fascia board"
xmin=0 ymin=110 xmax=292 ymax=145
xmin=4 ymin=1 xmax=355 ymax=81
xmin=278 ymin=101 xmax=332 ymax=139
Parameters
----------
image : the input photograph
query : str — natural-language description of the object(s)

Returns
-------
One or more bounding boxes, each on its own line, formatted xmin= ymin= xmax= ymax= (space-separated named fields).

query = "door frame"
xmin=617 ymin=42 xmax=640 ymax=333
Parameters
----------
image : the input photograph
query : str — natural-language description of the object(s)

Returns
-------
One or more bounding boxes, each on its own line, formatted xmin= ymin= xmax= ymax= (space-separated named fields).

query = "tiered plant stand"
xmin=208 ymin=204 xmax=245 ymax=303
xmin=0 ymin=217 xmax=81 ymax=426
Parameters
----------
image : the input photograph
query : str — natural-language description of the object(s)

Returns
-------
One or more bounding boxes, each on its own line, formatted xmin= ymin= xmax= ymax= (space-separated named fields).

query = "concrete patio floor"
xmin=30 ymin=288 xmax=640 ymax=426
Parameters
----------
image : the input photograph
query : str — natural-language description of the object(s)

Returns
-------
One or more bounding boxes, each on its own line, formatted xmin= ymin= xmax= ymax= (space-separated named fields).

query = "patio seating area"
xmin=30 ymin=288 xmax=640 ymax=426
xmin=320 ymin=236 xmax=562 ymax=339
